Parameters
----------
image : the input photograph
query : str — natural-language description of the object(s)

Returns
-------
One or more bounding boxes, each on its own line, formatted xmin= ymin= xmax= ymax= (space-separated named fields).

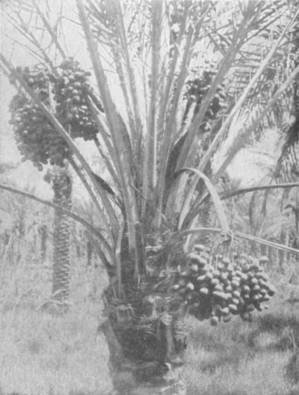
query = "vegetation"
xmin=0 ymin=227 xmax=298 ymax=395
xmin=1 ymin=0 xmax=299 ymax=394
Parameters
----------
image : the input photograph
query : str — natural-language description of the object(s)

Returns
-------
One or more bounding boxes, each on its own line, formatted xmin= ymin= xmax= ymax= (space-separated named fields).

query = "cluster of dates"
xmin=9 ymin=65 xmax=68 ymax=169
xmin=171 ymin=245 xmax=275 ymax=326
xmin=185 ymin=69 xmax=227 ymax=134
xmin=51 ymin=58 xmax=98 ymax=141
xmin=9 ymin=59 xmax=99 ymax=170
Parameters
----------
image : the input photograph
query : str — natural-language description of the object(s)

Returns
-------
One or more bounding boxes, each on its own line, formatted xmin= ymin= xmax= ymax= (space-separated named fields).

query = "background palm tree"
xmin=45 ymin=166 xmax=73 ymax=308
xmin=272 ymin=0 xmax=299 ymax=180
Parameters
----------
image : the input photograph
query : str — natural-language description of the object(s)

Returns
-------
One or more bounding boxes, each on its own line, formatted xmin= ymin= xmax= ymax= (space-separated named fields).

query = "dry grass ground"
xmin=0 ymin=254 xmax=112 ymax=395
xmin=184 ymin=311 xmax=298 ymax=395
xmin=0 ymin=251 xmax=299 ymax=395
xmin=184 ymin=269 xmax=299 ymax=395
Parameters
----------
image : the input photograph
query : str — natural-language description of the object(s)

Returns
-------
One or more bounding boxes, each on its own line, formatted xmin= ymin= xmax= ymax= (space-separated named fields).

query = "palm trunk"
xmin=101 ymin=315 xmax=187 ymax=395
xmin=51 ymin=167 xmax=72 ymax=308
xmin=40 ymin=224 xmax=48 ymax=261
xmin=99 ymin=257 xmax=187 ymax=395
xmin=87 ymin=239 xmax=93 ymax=266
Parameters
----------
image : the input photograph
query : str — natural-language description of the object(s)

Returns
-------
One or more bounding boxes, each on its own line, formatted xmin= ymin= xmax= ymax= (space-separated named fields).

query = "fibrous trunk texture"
xmin=52 ymin=167 xmax=72 ymax=306
xmin=101 ymin=317 xmax=186 ymax=395
xmin=100 ymin=279 xmax=187 ymax=395
xmin=40 ymin=224 xmax=48 ymax=261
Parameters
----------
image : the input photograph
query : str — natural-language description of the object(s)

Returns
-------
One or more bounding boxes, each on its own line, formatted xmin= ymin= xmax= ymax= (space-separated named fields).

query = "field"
xmin=0 ymin=244 xmax=299 ymax=395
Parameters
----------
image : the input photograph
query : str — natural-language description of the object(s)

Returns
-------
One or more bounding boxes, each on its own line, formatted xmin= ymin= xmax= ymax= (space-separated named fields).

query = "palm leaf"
xmin=176 ymin=227 xmax=299 ymax=256
xmin=221 ymin=182 xmax=299 ymax=199
xmin=164 ymin=3 xmax=294 ymax=228
xmin=275 ymin=119 xmax=299 ymax=181
xmin=32 ymin=0 xmax=66 ymax=58
xmin=216 ymin=61 xmax=299 ymax=179
xmin=141 ymin=0 xmax=163 ymax=213
xmin=163 ymin=131 xmax=188 ymax=208
xmin=76 ymin=0 xmax=141 ymax=275
xmin=175 ymin=167 xmax=230 ymax=233
xmin=175 ymin=4 xmax=255 ymax=171
xmin=198 ymin=12 xmax=297 ymax=174
xmin=155 ymin=26 xmax=196 ymax=226
xmin=68 ymin=156 xmax=113 ymax=223
xmin=0 ymin=183 xmax=112 ymax=255
xmin=178 ymin=23 xmax=296 ymax=225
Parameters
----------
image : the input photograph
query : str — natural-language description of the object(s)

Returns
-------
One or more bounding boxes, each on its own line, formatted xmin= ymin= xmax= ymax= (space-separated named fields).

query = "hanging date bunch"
xmin=51 ymin=58 xmax=98 ymax=141
xmin=171 ymin=244 xmax=275 ymax=326
xmin=9 ymin=65 xmax=69 ymax=169
xmin=9 ymin=59 xmax=99 ymax=170
xmin=184 ymin=68 xmax=227 ymax=133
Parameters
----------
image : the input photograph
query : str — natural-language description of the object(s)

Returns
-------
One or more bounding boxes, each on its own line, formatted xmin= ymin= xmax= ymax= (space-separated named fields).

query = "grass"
xmin=184 ymin=316 xmax=295 ymax=395
xmin=183 ymin=281 xmax=299 ymax=395
xmin=1 ymin=243 xmax=299 ymax=394
xmin=0 ymin=307 xmax=112 ymax=395
xmin=0 ymin=247 xmax=112 ymax=395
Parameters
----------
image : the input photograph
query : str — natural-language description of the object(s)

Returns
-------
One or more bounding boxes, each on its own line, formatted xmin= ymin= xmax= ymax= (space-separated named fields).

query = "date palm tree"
xmin=2 ymin=1 xmax=299 ymax=393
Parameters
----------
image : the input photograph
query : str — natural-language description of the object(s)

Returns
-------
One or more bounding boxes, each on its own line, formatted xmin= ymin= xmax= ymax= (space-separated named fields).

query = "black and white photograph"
xmin=0 ymin=1 xmax=299 ymax=394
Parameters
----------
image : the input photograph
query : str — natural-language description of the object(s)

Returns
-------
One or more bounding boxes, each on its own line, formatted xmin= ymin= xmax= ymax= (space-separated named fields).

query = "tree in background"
xmin=1 ymin=1 xmax=299 ymax=393
xmin=45 ymin=166 xmax=72 ymax=308
xmin=275 ymin=0 xmax=299 ymax=180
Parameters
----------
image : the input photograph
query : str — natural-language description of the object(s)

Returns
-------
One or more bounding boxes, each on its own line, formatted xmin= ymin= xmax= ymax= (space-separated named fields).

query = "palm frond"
xmin=216 ymin=61 xmax=299 ymax=179
xmin=0 ymin=183 xmax=111 ymax=253
xmin=176 ymin=227 xmax=299 ymax=256
xmin=221 ymin=182 xmax=299 ymax=199
xmin=32 ymin=0 xmax=66 ymax=59
xmin=155 ymin=26 xmax=196 ymax=227
xmin=142 ymin=0 xmax=163 ymax=214
xmin=76 ymin=0 xmax=141 ymax=275
xmin=175 ymin=167 xmax=230 ymax=233
xmin=275 ymin=119 xmax=299 ymax=181
xmin=68 ymin=156 xmax=113 ymax=222
xmin=198 ymin=11 xmax=297 ymax=174
xmin=176 ymin=2 xmax=259 ymax=171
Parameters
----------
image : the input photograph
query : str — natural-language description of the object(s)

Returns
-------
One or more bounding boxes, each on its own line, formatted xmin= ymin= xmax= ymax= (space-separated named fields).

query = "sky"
xmin=0 ymin=0 xmax=282 ymax=200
